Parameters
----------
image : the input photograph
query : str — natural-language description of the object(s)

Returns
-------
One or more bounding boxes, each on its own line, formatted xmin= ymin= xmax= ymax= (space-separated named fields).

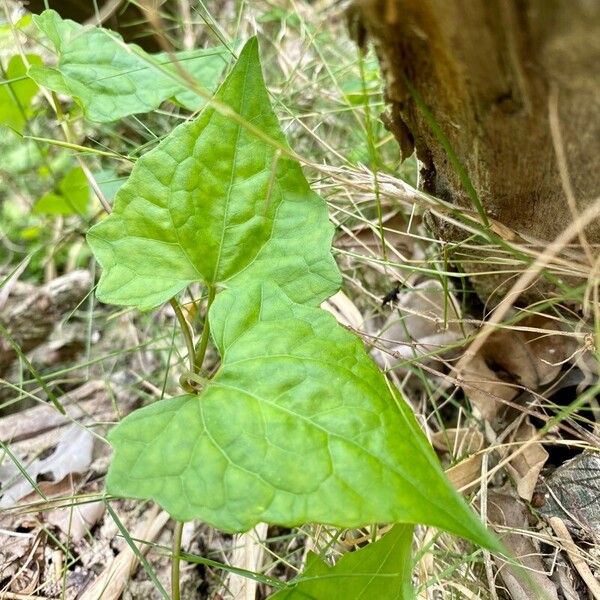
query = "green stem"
xmin=167 ymin=300 xmax=191 ymax=600
xmin=171 ymin=520 xmax=184 ymax=600
xmin=169 ymin=287 xmax=215 ymax=599
xmin=194 ymin=285 xmax=216 ymax=372
xmin=169 ymin=298 xmax=195 ymax=373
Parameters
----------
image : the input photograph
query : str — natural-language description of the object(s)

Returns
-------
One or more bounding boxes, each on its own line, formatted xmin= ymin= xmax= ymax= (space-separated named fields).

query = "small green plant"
xmin=24 ymin=10 xmax=501 ymax=597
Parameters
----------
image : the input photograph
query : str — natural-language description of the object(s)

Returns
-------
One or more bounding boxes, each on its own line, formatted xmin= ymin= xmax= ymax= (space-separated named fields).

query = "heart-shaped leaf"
xmin=108 ymin=283 xmax=492 ymax=544
xmin=89 ymin=38 xmax=497 ymax=550
xmin=87 ymin=38 xmax=339 ymax=310
xmin=269 ymin=525 xmax=414 ymax=599
xmin=29 ymin=10 xmax=230 ymax=122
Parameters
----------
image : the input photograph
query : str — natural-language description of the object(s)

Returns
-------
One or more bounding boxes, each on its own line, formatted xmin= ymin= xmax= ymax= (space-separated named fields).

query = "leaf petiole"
xmin=169 ymin=298 xmax=196 ymax=374
xmin=194 ymin=285 xmax=216 ymax=372
xmin=169 ymin=286 xmax=215 ymax=599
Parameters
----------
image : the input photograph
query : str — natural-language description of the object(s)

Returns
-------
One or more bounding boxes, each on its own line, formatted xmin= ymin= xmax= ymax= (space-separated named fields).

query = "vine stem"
xmin=171 ymin=520 xmax=184 ymax=600
xmin=169 ymin=286 xmax=215 ymax=599
xmin=169 ymin=299 xmax=196 ymax=373
xmin=194 ymin=285 xmax=216 ymax=371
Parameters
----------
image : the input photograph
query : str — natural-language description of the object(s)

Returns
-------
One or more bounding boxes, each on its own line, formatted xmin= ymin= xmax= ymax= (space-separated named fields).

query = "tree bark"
xmin=356 ymin=0 xmax=600 ymax=302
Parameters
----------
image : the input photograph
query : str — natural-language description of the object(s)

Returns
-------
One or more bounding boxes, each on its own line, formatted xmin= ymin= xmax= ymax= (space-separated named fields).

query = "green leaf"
xmin=269 ymin=525 xmax=414 ymax=600
xmin=28 ymin=10 xmax=230 ymax=123
xmin=91 ymin=39 xmax=498 ymax=550
xmin=107 ymin=282 xmax=493 ymax=545
xmin=87 ymin=37 xmax=339 ymax=311
xmin=33 ymin=166 xmax=89 ymax=215
xmin=0 ymin=54 xmax=42 ymax=132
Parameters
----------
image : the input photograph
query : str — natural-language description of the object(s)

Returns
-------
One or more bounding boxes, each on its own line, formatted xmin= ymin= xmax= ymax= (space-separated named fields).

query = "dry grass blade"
xmin=548 ymin=517 xmax=600 ymax=600
xmin=79 ymin=506 xmax=169 ymax=600
xmin=223 ymin=523 xmax=269 ymax=600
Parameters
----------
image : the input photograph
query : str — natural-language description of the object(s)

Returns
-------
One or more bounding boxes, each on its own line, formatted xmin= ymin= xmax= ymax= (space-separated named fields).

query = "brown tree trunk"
xmin=356 ymin=0 xmax=600 ymax=302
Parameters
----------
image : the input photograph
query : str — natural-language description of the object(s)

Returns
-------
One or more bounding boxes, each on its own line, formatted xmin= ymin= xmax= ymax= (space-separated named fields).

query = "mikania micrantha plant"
xmin=79 ymin=37 xmax=497 ymax=549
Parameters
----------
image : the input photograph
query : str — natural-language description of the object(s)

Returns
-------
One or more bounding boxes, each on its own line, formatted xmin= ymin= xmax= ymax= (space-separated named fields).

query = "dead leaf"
xmin=462 ymin=319 xmax=572 ymax=422
xmin=462 ymin=329 xmax=538 ymax=422
xmin=0 ymin=424 xmax=94 ymax=508
xmin=574 ymin=334 xmax=600 ymax=379
xmin=488 ymin=489 xmax=559 ymax=600
xmin=0 ymin=518 xmax=37 ymax=582
xmin=520 ymin=315 xmax=573 ymax=385
xmin=502 ymin=418 xmax=548 ymax=502
xmin=431 ymin=427 xmax=484 ymax=456
xmin=461 ymin=361 xmax=519 ymax=423
xmin=335 ymin=212 xmax=424 ymax=287
xmin=10 ymin=561 xmax=41 ymax=595
xmin=538 ymin=451 xmax=600 ymax=542
xmin=432 ymin=428 xmax=485 ymax=492
xmin=5 ymin=529 xmax=46 ymax=596
xmin=375 ymin=278 xmax=470 ymax=368
xmin=336 ymin=212 xmax=421 ymax=261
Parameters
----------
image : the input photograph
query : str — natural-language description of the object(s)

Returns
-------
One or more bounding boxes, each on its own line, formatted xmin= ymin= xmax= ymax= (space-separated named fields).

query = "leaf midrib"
xmin=211 ymin=381 xmax=441 ymax=511
xmin=212 ymin=53 xmax=252 ymax=284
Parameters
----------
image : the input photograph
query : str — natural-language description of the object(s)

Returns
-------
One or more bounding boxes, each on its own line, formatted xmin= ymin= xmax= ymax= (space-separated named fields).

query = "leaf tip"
xmin=238 ymin=36 xmax=260 ymax=62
